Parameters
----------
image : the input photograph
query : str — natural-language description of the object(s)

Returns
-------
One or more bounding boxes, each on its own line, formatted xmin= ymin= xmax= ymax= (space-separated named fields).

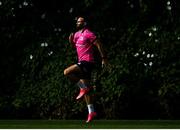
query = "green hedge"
xmin=0 ymin=0 xmax=179 ymax=119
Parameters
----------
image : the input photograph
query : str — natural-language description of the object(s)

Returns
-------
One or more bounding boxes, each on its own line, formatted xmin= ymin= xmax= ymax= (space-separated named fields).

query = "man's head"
xmin=76 ymin=17 xmax=87 ymax=30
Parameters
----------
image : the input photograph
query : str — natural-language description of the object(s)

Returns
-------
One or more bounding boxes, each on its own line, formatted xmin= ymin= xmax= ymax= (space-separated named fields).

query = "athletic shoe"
xmin=76 ymin=87 xmax=91 ymax=100
xmin=86 ymin=112 xmax=97 ymax=123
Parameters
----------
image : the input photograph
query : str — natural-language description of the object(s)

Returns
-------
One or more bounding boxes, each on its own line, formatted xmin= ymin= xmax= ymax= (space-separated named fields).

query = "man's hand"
xmin=102 ymin=58 xmax=108 ymax=68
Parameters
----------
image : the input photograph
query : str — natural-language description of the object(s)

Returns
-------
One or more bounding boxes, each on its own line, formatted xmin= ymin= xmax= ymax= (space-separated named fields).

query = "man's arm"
xmin=94 ymin=39 xmax=108 ymax=66
xmin=69 ymin=33 xmax=75 ymax=48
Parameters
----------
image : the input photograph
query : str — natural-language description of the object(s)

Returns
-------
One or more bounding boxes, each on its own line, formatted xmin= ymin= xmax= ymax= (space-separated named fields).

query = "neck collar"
xmin=80 ymin=27 xmax=87 ymax=33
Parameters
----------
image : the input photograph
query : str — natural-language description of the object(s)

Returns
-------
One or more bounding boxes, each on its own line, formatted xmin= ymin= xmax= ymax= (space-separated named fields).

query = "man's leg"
xmin=64 ymin=64 xmax=90 ymax=99
xmin=76 ymin=79 xmax=91 ymax=99
xmin=64 ymin=63 xmax=96 ymax=122
xmin=64 ymin=64 xmax=82 ymax=83
xmin=80 ymin=79 xmax=97 ymax=123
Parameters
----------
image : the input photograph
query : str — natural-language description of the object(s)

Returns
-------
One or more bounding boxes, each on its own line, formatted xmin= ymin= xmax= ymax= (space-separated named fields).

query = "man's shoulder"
xmin=84 ymin=28 xmax=96 ymax=35
xmin=82 ymin=27 xmax=90 ymax=32
xmin=74 ymin=31 xmax=81 ymax=37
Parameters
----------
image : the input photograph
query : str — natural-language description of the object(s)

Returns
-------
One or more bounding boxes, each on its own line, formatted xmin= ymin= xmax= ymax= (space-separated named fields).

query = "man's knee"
xmin=64 ymin=69 xmax=69 ymax=76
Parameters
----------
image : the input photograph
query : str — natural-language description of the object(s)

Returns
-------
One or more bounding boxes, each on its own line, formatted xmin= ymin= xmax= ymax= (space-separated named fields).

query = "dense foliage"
xmin=0 ymin=0 xmax=179 ymax=119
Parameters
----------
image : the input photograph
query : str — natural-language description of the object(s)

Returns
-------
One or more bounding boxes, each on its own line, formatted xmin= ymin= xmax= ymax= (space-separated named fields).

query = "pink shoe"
xmin=86 ymin=112 xmax=97 ymax=123
xmin=76 ymin=87 xmax=90 ymax=100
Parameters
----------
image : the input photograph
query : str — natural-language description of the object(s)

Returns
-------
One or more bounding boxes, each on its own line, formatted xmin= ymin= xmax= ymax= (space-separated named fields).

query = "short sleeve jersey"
xmin=73 ymin=28 xmax=97 ymax=62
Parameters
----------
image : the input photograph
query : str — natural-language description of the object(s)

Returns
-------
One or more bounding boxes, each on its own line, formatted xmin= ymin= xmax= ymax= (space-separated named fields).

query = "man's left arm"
xmin=94 ymin=39 xmax=108 ymax=67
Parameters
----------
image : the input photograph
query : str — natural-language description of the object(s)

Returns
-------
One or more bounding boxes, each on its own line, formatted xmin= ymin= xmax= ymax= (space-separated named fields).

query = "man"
xmin=64 ymin=16 xmax=108 ymax=123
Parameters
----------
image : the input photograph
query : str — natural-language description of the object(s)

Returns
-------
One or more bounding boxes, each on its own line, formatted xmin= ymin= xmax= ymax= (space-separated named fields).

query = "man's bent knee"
xmin=64 ymin=64 xmax=81 ymax=76
xmin=64 ymin=69 xmax=69 ymax=76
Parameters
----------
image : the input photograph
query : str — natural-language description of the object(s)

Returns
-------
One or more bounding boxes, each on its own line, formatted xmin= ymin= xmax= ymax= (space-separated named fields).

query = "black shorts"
xmin=76 ymin=61 xmax=95 ymax=79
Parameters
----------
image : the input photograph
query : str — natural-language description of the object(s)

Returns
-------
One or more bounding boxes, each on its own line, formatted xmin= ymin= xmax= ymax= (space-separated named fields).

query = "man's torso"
xmin=73 ymin=28 xmax=97 ymax=62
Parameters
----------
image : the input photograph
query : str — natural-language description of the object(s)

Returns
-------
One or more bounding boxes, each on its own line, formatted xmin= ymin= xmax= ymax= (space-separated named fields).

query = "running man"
xmin=64 ymin=16 xmax=108 ymax=123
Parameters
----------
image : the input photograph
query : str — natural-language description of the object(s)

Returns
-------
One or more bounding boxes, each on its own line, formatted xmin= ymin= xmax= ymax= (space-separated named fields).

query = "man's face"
xmin=76 ymin=17 xmax=85 ymax=30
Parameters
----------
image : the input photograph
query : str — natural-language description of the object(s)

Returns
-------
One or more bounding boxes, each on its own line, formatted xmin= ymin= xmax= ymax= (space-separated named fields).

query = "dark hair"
xmin=76 ymin=15 xmax=86 ymax=21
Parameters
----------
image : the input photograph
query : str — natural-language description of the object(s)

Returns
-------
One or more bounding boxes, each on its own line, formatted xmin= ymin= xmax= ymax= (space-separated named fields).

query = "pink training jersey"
xmin=73 ymin=28 xmax=97 ymax=62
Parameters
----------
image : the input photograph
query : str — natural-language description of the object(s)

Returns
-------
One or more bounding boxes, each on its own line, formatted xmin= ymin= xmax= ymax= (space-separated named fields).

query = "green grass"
xmin=0 ymin=120 xmax=180 ymax=129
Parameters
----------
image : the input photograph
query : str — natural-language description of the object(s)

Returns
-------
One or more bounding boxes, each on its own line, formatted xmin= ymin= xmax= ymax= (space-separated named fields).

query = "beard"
xmin=76 ymin=24 xmax=85 ymax=30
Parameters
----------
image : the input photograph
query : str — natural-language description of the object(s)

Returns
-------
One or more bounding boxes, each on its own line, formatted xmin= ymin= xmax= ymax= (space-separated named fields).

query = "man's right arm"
xmin=69 ymin=33 xmax=75 ymax=48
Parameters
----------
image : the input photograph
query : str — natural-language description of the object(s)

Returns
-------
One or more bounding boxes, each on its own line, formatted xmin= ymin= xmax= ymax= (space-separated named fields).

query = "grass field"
xmin=0 ymin=120 xmax=180 ymax=129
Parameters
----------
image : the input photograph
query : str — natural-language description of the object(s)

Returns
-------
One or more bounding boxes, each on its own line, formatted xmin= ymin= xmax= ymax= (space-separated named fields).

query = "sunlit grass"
xmin=0 ymin=120 xmax=180 ymax=129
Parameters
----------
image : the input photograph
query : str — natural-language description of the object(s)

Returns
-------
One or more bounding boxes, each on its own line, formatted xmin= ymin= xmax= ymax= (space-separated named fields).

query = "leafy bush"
xmin=0 ymin=0 xmax=179 ymax=119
